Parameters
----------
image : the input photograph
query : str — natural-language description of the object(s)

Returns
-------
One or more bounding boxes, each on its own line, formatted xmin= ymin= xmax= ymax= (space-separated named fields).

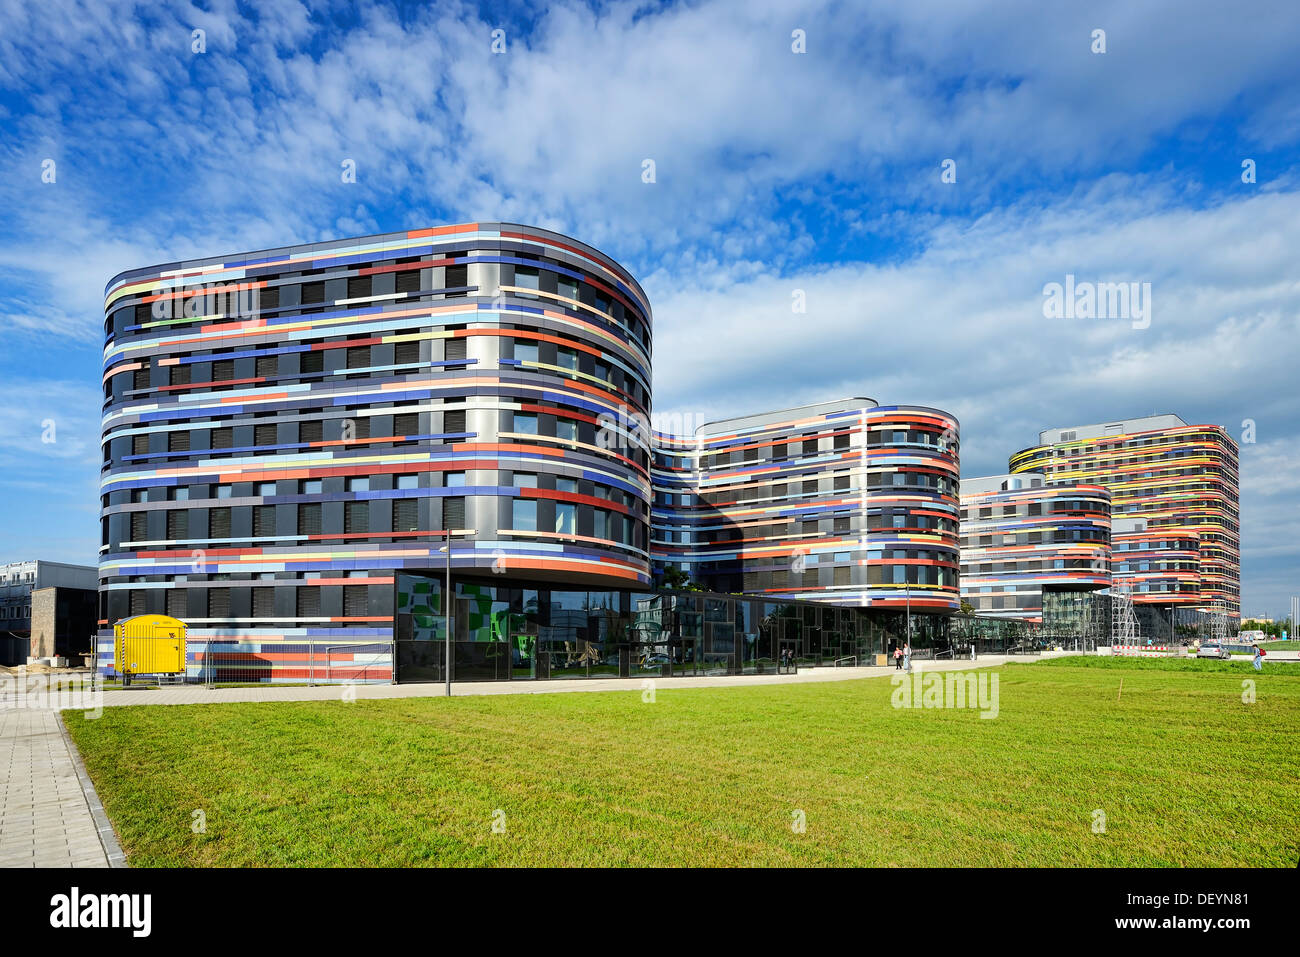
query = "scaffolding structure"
xmin=1110 ymin=584 xmax=1140 ymax=646
xmin=1208 ymin=600 xmax=1229 ymax=643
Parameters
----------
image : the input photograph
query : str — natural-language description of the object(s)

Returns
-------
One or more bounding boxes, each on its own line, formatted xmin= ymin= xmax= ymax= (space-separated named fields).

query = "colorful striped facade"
xmin=1009 ymin=415 xmax=1240 ymax=619
xmin=958 ymin=474 xmax=1111 ymax=622
xmin=651 ymin=401 xmax=961 ymax=612
xmin=99 ymin=223 xmax=653 ymax=682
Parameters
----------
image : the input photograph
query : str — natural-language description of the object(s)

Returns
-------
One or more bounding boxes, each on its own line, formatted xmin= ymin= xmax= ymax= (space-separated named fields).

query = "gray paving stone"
xmin=0 ymin=709 xmax=112 ymax=868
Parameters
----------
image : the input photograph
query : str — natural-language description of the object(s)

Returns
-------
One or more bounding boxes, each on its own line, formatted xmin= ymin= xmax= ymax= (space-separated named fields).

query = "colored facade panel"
xmin=651 ymin=400 xmax=961 ymax=613
xmin=1009 ymin=416 xmax=1240 ymax=618
xmin=959 ymin=474 xmax=1111 ymax=622
xmin=98 ymin=223 xmax=654 ymax=681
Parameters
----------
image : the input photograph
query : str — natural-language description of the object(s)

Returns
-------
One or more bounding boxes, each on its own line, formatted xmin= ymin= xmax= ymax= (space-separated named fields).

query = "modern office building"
xmin=98 ymin=223 xmax=1024 ymax=683
xmin=651 ymin=400 xmax=961 ymax=613
xmin=0 ymin=560 xmax=98 ymax=665
xmin=1009 ymin=415 xmax=1240 ymax=626
xmin=958 ymin=474 xmax=1111 ymax=628
xmin=100 ymin=223 xmax=654 ymax=682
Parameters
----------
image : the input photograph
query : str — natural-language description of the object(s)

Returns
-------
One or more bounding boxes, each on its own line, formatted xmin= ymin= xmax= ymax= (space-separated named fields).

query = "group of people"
xmin=891 ymin=641 xmax=977 ymax=670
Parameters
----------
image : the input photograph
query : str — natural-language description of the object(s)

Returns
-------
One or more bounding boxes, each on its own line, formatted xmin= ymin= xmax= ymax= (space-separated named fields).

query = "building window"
xmin=212 ymin=359 xmax=235 ymax=382
xmin=169 ymin=434 xmax=193 ymax=462
xmin=297 ymin=503 xmax=322 ymax=535
xmin=396 ymin=268 xmax=422 ymax=295
xmin=208 ymin=587 xmax=231 ymax=617
xmin=514 ymin=267 xmax=539 ymax=298
xmin=394 ymin=412 xmax=419 ymax=437
xmin=512 ymin=498 xmax=538 ymax=531
xmin=209 ymin=507 xmax=232 ymax=538
xmin=169 ymin=365 xmax=191 ymax=386
xmin=344 ymin=501 xmax=369 ymax=534
xmin=444 ymin=338 xmax=468 ymax=362
xmin=395 ymin=339 xmax=420 ymax=365
xmin=165 ymin=589 xmax=187 ymax=619
xmin=130 ymin=512 xmax=148 ymax=542
xmin=129 ymin=590 xmax=146 ymax=616
xmin=512 ymin=412 xmax=538 ymax=435
xmin=445 ymin=263 xmax=468 ymax=294
xmin=393 ymin=498 xmax=418 ymax=533
xmin=252 ymin=587 xmax=275 ymax=618
xmin=300 ymin=420 xmax=323 ymax=444
xmin=343 ymin=585 xmax=369 ymax=618
xmin=443 ymin=496 xmax=465 ymax=530
xmin=255 ymin=355 xmax=277 ymax=378
xmin=296 ymin=586 xmax=321 ymax=617
xmin=346 ymin=346 xmax=370 ymax=369
xmin=211 ymin=428 xmax=234 ymax=450
xmin=254 ymin=424 xmax=277 ymax=448
xmin=300 ymin=350 xmax=324 ymax=374
xmin=514 ymin=341 xmax=539 ymax=364
xmin=301 ymin=282 xmax=325 ymax=305
xmin=346 ymin=276 xmax=372 ymax=300
xmin=132 ymin=434 xmax=149 ymax=455
xmin=555 ymin=502 xmax=576 ymax=535
xmin=253 ymin=505 xmax=276 ymax=537
xmin=166 ymin=510 xmax=188 ymax=540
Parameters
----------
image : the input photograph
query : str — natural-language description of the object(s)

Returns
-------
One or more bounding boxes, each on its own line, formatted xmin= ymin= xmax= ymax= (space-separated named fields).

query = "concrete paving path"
xmin=0 ymin=709 xmax=120 ymax=868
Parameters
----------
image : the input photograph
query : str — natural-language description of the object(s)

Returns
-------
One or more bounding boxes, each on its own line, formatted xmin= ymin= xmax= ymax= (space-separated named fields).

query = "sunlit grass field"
xmin=64 ymin=656 xmax=1300 ymax=867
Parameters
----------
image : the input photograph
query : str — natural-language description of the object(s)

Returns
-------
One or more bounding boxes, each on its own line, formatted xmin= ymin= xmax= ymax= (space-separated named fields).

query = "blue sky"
xmin=1 ymin=0 xmax=1297 ymax=616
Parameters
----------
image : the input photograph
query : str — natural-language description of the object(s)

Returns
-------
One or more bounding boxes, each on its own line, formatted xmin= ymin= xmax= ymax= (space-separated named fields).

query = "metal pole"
xmin=444 ymin=532 xmax=452 ymax=698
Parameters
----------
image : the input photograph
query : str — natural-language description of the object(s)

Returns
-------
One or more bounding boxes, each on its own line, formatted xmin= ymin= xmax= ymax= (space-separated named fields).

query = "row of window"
xmin=108 ymin=497 xmax=640 ymax=547
xmin=124 ymin=584 xmax=371 ymax=620
xmin=108 ymin=263 xmax=469 ymax=338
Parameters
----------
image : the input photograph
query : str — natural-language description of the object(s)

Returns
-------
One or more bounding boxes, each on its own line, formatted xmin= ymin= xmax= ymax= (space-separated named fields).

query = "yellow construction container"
xmin=113 ymin=614 xmax=187 ymax=676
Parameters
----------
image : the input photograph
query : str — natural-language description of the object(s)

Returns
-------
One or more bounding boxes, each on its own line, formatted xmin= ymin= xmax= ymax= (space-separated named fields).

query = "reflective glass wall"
xmin=395 ymin=573 xmax=1003 ymax=682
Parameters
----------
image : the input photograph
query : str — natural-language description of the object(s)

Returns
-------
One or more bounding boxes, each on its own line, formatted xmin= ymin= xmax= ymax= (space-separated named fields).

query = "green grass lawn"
xmin=63 ymin=657 xmax=1300 ymax=867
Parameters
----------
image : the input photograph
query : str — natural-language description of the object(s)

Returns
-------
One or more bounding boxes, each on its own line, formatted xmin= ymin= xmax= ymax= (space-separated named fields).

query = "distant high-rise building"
xmin=1009 ymin=414 xmax=1240 ymax=621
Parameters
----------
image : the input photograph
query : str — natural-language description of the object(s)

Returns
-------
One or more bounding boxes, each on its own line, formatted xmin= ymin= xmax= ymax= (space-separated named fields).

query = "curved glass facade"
xmin=959 ymin=475 xmax=1112 ymax=622
xmin=98 ymin=224 xmax=652 ymax=681
xmin=651 ymin=400 xmax=960 ymax=612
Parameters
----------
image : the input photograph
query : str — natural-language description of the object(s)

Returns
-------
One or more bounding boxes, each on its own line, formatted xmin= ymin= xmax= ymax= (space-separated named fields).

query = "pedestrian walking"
xmin=1253 ymin=643 xmax=1265 ymax=672
xmin=903 ymin=643 xmax=912 ymax=673
xmin=970 ymin=641 xmax=976 ymax=661
xmin=894 ymin=645 xmax=903 ymax=670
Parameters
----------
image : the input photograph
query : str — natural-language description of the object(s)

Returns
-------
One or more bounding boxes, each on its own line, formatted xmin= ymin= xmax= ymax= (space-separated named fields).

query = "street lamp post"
xmin=905 ymin=586 xmax=911 ymax=664
xmin=439 ymin=528 xmax=477 ymax=697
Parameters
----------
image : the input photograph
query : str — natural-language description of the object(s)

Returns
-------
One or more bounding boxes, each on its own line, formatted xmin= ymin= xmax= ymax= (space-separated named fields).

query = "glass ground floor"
xmin=393 ymin=574 xmax=1040 ymax=683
